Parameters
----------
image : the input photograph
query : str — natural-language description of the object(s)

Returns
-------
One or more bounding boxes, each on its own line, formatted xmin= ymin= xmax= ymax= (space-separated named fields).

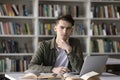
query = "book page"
xmin=80 ymin=71 xmax=99 ymax=80
xmin=64 ymin=71 xmax=100 ymax=80
xmin=63 ymin=72 xmax=79 ymax=78
xmin=21 ymin=73 xmax=37 ymax=79
xmin=38 ymin=73 xmax=57 ymax=78
xmin=22 ymin=73 xmax=57 ymax=79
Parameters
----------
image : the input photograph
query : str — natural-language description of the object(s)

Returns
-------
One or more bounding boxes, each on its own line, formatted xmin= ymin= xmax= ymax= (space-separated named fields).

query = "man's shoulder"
xmin=40 ymin=39 xmax=52 ymax=45
xmin=38 ymin=38 xmax=54 ymax=48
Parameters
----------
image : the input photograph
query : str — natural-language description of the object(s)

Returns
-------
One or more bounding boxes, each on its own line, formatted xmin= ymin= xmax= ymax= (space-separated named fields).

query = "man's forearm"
xmin=27 ymin=64 xmax=53 ymax=73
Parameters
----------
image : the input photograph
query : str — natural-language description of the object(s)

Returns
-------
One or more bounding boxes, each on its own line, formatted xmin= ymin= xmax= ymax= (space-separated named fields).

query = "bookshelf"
xmin=90 ymin=0 xmax=120 ymax=75
xmin=90 ymin=1 xmax=120 ymax=56
xmin=0 ymin=0 xmax=120 ymax=74
xmin=0 ymin=0 xmax=34 ymax=72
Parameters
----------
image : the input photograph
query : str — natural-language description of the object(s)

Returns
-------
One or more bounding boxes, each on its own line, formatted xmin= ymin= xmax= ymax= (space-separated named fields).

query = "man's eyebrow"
xmin=60 ymin=26 xmax=72 ymax=28
xmin=60 ymin=26 xmax=64 ymax=28
xmin=67 ymin=26 xmax=72 ymax=28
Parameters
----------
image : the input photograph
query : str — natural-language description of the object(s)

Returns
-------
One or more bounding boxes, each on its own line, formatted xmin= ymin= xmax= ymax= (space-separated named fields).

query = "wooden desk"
xmin=4 ymin=72 xmax=120 ymax=80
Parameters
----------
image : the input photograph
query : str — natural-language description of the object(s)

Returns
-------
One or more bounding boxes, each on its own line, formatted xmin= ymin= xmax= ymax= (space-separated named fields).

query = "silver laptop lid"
xmin=80 ymin=55 xmax=108 ymax=76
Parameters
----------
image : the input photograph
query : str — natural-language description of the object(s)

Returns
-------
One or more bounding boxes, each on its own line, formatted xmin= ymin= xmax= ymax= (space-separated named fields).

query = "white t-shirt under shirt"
xmin=54 ymin=47 xmax=69 ymax=67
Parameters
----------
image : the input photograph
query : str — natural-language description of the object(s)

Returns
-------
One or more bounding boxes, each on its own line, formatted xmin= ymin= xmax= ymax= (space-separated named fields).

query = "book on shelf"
xmin=0 ymin=59 xmax=5 ymax=72
xmin=0 ymin=4 xmax=29 ymax=16
xmin=23 ymin=5 xmax=28 ymax=16
xmin=12 ymin=4 xmax=19 ymax=16
xmin=0 ymin=39 xmax=19 ymax=53
xmin=39 ymin=22 xmax=56 ymax=35
xmin=0 ymin=5 xmax=4 ymax=16
xmin=24 ymin=43 xmax=29 ymax=53
xmin=1 ymin=39 xmax=8 ymax=53
xmin=24 ymin=22 xmax=31 ymax=35
xmin=0 ymin=22 xmax=4 ymax=35
xmin=73 ymin=23 xmax=86 ymax=35
xmin=97 ymin=39 xmax=104 ymax=53
xmin=90 ymin=39 xmax=120 ymax=53
xmin=39 ymin=21 xmax=44 ymax=35
xmin=6 ymin=4 xmax=15 ymax=16
xmin=18 ymin=4 xmax=24 ymax=16
xmin=91 ymin=22 xmax=118 ymax=36
xmin=0 ymin=57 xmax=30 ymax=72
xmin=15 ymin=23 xmax=21 ymax=35
xmin=39 ymin=4 xmax=80 ymax=17
xmin=0 ymin=21 xmax=28 ymax=35
xmin=92 ymin=4 xmax=120 ymax=18
xmin=108 ymin=5 xmax=114 ymax=18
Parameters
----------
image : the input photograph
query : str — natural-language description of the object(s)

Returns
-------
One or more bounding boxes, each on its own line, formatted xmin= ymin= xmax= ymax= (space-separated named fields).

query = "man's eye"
xmin=60 ymin=26 xmax=64 ymax=29
xmin=67 ymin=27 xmax=72 ymax=29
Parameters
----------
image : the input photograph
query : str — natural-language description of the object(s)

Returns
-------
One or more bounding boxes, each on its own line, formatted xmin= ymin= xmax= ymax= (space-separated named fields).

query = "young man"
xmin=26 ymin=14 xmax=84 ymax=74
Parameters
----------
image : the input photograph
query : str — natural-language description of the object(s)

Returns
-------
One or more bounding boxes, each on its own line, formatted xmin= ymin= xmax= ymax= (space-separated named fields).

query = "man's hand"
xmin=52 ymin=66 xmax=70 ymax=74
xmin=57 ymin=39 xmax=72 ymax=54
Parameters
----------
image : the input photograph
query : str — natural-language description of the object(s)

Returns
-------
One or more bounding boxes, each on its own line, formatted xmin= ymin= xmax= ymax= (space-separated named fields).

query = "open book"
xmin=22 ymin=71 xmax=100 ymax=80
xmin=22 ymin=72 xmax=57 ymax=79
xmin=63 ymin=71 xmax=100 ymax=80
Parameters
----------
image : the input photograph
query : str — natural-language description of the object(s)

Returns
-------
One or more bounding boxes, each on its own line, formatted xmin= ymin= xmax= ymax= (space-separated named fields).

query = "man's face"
xmin=54 ymin=20 xmax=73 ymax=41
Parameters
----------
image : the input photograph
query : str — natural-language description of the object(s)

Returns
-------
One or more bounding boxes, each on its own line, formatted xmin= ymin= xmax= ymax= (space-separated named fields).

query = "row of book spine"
xmin=90 ymin=22 xmax=118 ymax=35
xmin=73 ymin=23 xmax=86 ymax=35
xmin=1 ymin=21 xmax=85 ymax=36
xmin=39 ymin=4 xmax=79 ymax=17
xmin=39 ymin=22 xmax=55 ymax=35
xmin=39 ymin=22 xmax=86 ymax=35
xmin=90 ymin=39 xmax=120 ymax=53
xmin=0 ymin=39 xmax=29 ymax=53
xmin=0 ymin=4 xmax=29 ymax=16
xmin=91 ymin=5 xmax=120 ymax=18
xmin=0 ymin=39 xmax=19 ymax=53
xmin=0 ymin=21 xmax=31 ymax=35
xmin=0 ymin=57 xmax=30 ymax=72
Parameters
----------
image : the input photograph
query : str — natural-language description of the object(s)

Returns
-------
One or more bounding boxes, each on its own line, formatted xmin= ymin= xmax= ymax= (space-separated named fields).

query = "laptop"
xmin=79 ymin=55 xmax=108 ymax=76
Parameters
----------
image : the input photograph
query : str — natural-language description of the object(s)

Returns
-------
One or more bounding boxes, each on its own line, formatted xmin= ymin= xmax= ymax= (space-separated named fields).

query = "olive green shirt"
xmin=26 ymin=37 xmax=84 ymax=73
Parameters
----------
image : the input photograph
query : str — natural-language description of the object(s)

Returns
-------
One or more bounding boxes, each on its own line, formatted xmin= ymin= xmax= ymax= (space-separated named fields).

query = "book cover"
xmin=24 ymin=22 xmax=31 ymax=35
xmin=0 ymin=21 xmax=4 ymax=35
xmin=12 ymin=4 xmax=19 ymax=16
xmin=23 ymin=5 xmax=28 ymax=16
xmin=0 ymin=5 xmax=4 ymax=16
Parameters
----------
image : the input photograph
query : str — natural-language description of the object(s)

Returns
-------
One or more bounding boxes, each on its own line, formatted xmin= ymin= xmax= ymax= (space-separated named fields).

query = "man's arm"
xmin=67 ymin=39 xmax=84 ymax=73
xmin=25 ymin=42 xmax=53 ymax=73
xmin=55 ymin=39 xmax=84 ymax=73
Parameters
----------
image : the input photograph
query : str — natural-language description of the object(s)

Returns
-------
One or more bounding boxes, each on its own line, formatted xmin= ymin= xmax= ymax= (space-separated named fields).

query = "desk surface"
xmin=100 ymin=73 xmax=120 ymax=80
xmin=5 ymin=72 xmax=120 ymax=80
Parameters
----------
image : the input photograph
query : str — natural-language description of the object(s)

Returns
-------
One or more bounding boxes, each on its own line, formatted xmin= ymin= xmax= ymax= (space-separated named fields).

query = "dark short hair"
xmin=56 ymin=14 xmax=74 ymax=26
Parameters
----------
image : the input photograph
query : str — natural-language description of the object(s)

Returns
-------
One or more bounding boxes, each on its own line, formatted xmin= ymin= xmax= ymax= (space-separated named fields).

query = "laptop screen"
xmin=79 ymin=55 xmax=108 ymax=76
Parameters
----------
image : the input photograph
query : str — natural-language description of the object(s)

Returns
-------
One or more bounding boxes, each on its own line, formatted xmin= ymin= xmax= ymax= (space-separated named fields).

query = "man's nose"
xmin=63 ymin=29 xmax=67 ymax=34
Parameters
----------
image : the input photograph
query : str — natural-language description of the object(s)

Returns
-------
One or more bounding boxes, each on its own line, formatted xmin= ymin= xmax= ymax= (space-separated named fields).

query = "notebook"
xmin=79 ymin=55 xmax=108 ymax=76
